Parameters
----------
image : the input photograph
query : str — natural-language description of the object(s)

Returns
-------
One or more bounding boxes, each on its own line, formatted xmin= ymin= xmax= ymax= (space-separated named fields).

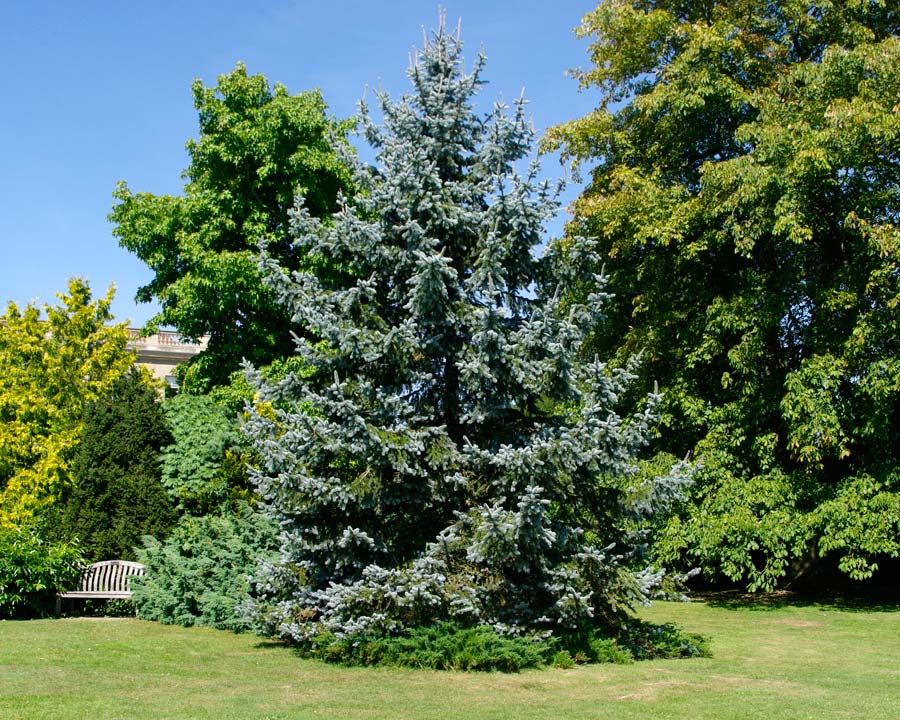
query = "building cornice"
xmin=127 ymin=329 xmax=208 ymax=362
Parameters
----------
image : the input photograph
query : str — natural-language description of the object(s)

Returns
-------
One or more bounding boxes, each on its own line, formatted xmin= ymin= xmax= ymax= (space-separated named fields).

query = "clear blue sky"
xmin=1 ymin=0 xmax=598 ymax=327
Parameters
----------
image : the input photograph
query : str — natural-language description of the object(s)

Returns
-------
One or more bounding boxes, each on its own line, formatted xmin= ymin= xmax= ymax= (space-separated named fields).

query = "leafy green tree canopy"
xmin=0 ymin=279 xmax=135 ymax=529
xmin=243 ymin=23 xmax=689 ymax=643
xmin=159 ymin=393 xmax=252 ymax=514
xmin=111 ymin=63 xmax=353 ymax=391
xmin=547 ymin=0 xmax=900 ymax=589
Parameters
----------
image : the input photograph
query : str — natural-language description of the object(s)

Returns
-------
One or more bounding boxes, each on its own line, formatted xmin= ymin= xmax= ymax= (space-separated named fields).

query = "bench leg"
xmin=55 ymin=595 xmax=61 ymax=617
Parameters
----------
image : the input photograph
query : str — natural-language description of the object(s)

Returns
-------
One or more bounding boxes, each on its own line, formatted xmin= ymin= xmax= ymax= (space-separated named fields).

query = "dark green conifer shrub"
xmin=311 ymin=623 xmax=548 ymax=671
xmin=300 ymin=620 xmax=707 ymax=671
xmin=57 ymin=369 xmax=175 ymax=561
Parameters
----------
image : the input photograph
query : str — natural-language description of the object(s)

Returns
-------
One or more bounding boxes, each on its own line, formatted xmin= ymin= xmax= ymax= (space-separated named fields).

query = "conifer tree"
xmin=57 ymin=369 xmax=175 ymax=561
xmin=244 ymin=23 xmax=688 ymax=642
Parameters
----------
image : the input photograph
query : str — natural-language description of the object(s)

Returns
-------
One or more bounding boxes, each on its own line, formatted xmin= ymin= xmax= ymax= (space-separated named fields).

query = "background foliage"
xmin=0 ymin=279 xmax=135 ymax=529
xmin=132 ymin=508 xmax=278 ymax=632
xmin=132 ymin=373 xmax=297 ymax=630
xmin=0 ymin=527 xmax=83 ymax=619
xmin=160 ymin=393 xmax=251 ymax=514
xmin=110 ymin=63 xmax=353 ymax=392
xmin=547 ymin=0 xmax=900 ymax=589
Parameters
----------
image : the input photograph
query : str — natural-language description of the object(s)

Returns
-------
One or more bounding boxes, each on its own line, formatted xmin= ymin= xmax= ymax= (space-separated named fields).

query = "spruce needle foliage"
xmin=243 ymin=22 xmax=689 ymax=644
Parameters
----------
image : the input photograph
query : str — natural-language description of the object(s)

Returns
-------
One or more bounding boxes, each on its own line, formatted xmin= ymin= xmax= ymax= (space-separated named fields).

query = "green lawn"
xmin=1 ymin=600 xmax=898 ymax=720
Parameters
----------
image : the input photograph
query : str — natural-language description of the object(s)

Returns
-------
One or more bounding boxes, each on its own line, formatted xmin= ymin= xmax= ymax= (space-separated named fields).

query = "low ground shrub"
xmin=309 ymin=623 xmax=548 ymax=671
xmin=0 ymin=528 xmax=83 ymax=618
xmin=551 ymin=618 xmax=709 ymax=664
xmin=296 ymin=619 xmax=709 ymax=672
xmin=621 ymin=619 xmax=710 ymax=660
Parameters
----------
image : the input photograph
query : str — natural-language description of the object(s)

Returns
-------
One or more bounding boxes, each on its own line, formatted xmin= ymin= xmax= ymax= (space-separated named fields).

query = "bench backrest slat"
xmin=76 ymin=561 xmax=145 ymax=594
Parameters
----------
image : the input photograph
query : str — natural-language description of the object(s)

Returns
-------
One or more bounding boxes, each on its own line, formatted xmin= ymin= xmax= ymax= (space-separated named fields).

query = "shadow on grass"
xmin=694 ymin=588 xmax=900 ymax=613
xmin=253 ymin=639 xmax=294 ymax=652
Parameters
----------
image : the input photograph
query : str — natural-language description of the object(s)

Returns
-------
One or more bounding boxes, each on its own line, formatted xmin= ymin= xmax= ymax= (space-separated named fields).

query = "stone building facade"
xmin=128 ymin=329 xmax=207 ymax=390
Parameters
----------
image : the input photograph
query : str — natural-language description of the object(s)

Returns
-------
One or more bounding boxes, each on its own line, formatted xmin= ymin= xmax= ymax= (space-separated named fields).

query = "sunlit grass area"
xmin=2 ymin=600 xmax=898 ymax=720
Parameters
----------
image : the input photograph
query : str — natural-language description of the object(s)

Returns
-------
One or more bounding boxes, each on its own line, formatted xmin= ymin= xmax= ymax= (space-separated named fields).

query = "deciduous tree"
xmin=0 ymin=279 xmax=134 ymax=529
xmin=111 ymin=63 xmax=352 ymax=391
xmin=546 ymin=0 xmax=900 ymax=589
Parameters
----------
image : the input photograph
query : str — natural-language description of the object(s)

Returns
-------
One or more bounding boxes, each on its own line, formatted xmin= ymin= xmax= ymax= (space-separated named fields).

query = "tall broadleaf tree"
xmin=545 ymin=0 xmax=900 ymax=589
xmin=0 ymin=279 xmax=135 ymax=529
xmin=111 ymin=63 xmax=352 ymax=392
xmin=243 ymin=23 xmax=688 ymax=642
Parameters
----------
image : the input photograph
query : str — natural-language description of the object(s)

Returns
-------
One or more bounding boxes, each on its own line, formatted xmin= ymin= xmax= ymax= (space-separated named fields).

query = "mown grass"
xmin=1 ymin=599 xmax=898 ymax=720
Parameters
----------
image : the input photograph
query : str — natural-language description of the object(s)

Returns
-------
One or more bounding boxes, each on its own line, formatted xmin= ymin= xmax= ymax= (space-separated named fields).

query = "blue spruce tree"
xmin=243 ymin=23 xmax=689 ymax=643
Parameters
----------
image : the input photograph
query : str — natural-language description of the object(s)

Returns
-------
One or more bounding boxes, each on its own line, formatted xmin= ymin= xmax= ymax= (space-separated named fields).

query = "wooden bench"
xmin=55 ymin=560 xmax=146 ymax=615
